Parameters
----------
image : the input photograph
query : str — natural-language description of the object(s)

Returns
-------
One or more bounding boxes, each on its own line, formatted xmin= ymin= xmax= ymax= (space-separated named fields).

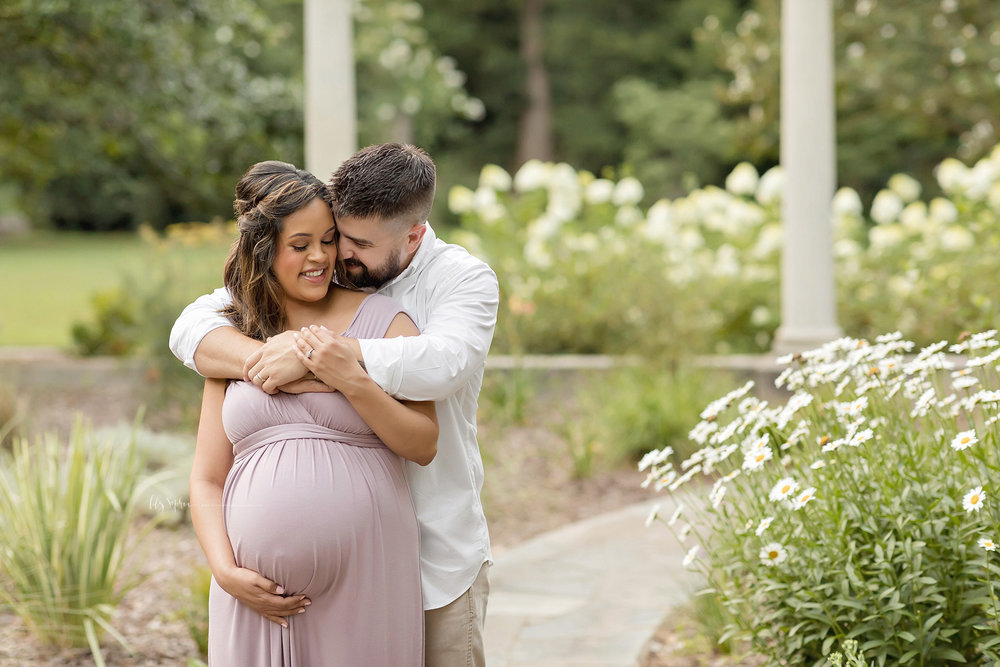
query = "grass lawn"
xmin=0 ymin=232 xmax=232 ymax=348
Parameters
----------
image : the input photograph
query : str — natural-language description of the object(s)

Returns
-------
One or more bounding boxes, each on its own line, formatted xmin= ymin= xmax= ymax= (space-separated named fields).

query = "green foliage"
xmin=0 ymin=382 xmax=25 ymax=451
xmin=70 ymin=288 xmax=141 ymax=356
xmin=642 ymin=332 xmax=1000 ymax=664
xmin=354 ymin=0 xmax=484 ymax=149
xmin=449 ymin=142 xmax=1000 ymax=358
xmin=0 ymin=419 xmax=168 ymax=664
xmin=70 ymin=222 xmax=236 ymax=428
xmin=827 ymin=639 xmax=874 ymax=667
xmin=585 ymin=364 xmax=736 ymax=467
xmin=173 ymin=565 xmax=212 ymax=659
xmin=477 ymin=368 xmax=535 ymax=428
xmin=1 ymin=0 xmax=303 ymax=230
xmin=701 ymin=0 xmax=1000 ymax=202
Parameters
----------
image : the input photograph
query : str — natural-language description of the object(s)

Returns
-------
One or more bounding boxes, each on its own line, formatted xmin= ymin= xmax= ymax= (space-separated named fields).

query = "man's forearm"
xmin=194 ymin=327 xmax=262 ymax=380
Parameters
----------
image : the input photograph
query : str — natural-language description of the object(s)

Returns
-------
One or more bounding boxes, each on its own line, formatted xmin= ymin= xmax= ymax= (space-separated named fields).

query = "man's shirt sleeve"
xmin=358 ymin=264 xmax=499 ymax=402
xmin=168 ymin=287 xmax=235 ymax=375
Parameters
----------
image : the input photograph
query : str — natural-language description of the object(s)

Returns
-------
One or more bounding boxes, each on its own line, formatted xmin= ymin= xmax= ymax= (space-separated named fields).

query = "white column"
xmin=773 ymin=0 xmax=841 ymax=354
xmin=304 ymin=0 xmax=356 ymax=182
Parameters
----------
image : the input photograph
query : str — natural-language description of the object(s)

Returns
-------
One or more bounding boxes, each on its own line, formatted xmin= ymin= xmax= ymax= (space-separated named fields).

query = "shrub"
xmin=447 ymin=142 xmax=1000 ymax=357
xmin=0 ymin=419 xmax=167 ymax=665
xmin=586 ymin=363 xmax=736 ymax=466
xmin=642 ymin=331 xmax=1000 ymax=665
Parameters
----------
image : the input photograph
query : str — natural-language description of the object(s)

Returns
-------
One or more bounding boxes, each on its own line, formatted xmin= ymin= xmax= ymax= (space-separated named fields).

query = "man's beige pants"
xmin=424 ymin=562 xmax=490 ymax=667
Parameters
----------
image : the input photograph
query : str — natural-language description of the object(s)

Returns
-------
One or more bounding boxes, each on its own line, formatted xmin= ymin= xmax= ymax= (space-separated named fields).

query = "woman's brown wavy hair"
xmin=220 ymin=161 xmax=329 ymax=340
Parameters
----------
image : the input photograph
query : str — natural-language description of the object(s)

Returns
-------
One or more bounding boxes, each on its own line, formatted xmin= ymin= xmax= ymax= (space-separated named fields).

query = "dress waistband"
xmin=233 ymin=423 xmax=385 ymax=461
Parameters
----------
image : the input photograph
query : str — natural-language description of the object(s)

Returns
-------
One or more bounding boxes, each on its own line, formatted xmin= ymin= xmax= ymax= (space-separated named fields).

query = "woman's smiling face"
xmin=272 ymin=197 xmax=337 ymax=304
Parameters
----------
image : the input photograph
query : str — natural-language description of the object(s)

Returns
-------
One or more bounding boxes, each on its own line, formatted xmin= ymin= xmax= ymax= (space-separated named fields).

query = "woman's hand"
xmin=293 ymin=325 xmax=367 ymax=392
xmin=244 ymin=330 xmax=308 ymax=394
xmin=215 ymin=564 xmax=311 ymax=628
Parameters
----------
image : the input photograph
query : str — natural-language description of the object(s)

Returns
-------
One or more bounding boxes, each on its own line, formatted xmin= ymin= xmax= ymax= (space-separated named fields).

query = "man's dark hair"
xmin=327 ymin=143 xmax=436 ymax=229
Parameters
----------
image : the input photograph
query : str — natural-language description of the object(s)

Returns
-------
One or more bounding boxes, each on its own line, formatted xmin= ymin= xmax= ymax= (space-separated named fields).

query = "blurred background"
xmin=3 ymin=2 xmax=1000 ymax=662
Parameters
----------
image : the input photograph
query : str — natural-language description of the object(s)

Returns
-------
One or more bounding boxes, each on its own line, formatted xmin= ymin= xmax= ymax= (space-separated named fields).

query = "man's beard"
xmin=337 ymin=252 xmax=403 ymax=290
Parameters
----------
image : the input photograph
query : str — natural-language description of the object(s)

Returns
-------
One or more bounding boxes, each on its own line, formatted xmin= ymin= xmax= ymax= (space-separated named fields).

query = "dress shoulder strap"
xmin=345 ymin=293 xmax=417 ymax=339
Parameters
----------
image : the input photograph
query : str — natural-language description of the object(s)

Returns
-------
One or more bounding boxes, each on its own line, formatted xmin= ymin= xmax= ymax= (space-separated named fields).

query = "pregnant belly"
xmin=222 ymin=438 xmax=412 ymax=597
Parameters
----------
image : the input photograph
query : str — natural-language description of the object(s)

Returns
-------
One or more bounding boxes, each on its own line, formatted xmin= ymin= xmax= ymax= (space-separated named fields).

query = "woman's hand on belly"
xmin=216 ymin=564 xmax=311 ymax=628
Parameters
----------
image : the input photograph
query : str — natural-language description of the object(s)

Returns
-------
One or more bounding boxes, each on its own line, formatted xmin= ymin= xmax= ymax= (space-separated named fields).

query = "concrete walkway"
xmin=485 ymin=496 xmax=701 ymax=667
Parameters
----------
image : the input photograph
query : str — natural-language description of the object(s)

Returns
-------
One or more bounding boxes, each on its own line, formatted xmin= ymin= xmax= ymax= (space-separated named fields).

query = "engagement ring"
xmin=306 ymin=348 xmax=314 ymax=359
xmin=255 ymin=373 xmax=266 ymax=383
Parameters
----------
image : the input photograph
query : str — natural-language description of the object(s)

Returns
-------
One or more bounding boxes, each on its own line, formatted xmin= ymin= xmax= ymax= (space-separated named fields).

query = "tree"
xmin=708 ymin=0 xmax=1000 ymax=200
xmin=0 ymin=0 xmax=303 ymax=229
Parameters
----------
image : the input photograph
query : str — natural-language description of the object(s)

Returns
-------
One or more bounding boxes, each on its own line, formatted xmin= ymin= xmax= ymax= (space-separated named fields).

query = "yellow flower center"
xmin=962 ymin=437 xmax=971 ymax=444
xmin=768 ymin=550 xmax=778 ymax=559
xmin=972 ymin=494 xmax=980 ymax=504
xmin=781 ymin=485 xmax=791 ymax=494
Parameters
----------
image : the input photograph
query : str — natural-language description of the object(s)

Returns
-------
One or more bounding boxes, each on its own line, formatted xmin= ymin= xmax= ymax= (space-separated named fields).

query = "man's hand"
xmin=244 ymin=330 xmax=309 ymax=394
xmin=215 ymin=564 xmax=310 ymax=627
xmin=294 ymin=326 xmax=367 ymax=393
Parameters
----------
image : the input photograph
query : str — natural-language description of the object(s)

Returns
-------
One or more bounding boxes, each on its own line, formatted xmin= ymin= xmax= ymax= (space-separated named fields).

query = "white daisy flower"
xmin=810 ymin=459 xmax=826 ymax=469
xmin=760 ymin=542 xmax=788 ymax=567
xmin=682 ymin=544 xmax=700 ymax=568
xmin=678 ymin=523 xmax=692 ymax=541
xmin=951 ymin=430 xmax=978 ymax=451
xmin=667 ymin=504 xmax=684 ymax=526
xmin=743 ymin=445 xmax=773 ymax=471
xmin=645 ymin=504 xmax=661 ymax=528
xmin=849 ymin=428 xmax=874 ymax=447
xmin=963 ymin=486 xmax=986 ymax=513
xmin=975 ymin=390 xmax=1000 ymax=404
xmin=769 ymin=477 xmax=799 ymax=502
xmin=979 ymin=537 xmax=997 ymax=552
xmin=791 ymin=487 xmax=817 ymax=510
xmin=755 ymin=516 xmax=774 ymax=536
xmin=710 ymin=485 xmax=727 ymax=508
xmin=638 ymin=447 xmax=673 ymax=472
xmin=953 ymin=375 xmax=980 ymax=391
xmin=688 ymin=421 xmax=718 ymax=444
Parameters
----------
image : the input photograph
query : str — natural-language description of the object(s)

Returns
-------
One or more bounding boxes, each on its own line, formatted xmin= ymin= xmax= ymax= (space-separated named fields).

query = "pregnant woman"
xmin=189 ymin=161 xmax=437 ymax=665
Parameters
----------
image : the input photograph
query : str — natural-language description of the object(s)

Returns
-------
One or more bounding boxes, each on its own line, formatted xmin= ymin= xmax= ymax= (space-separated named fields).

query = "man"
xmin=169 ymin=143 xmax=498 ymax=666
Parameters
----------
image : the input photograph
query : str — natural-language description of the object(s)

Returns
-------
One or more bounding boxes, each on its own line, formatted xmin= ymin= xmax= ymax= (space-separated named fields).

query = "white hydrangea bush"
xmin=642 ymin=331 xmax=1000 ymax=663
xmin=446 ymin=142 xmax=1000 ymax=357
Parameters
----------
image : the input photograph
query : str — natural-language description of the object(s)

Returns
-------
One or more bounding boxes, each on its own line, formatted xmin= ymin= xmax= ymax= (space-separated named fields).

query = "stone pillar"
xmin=773 ymin=0 xmax=842 ymax=354
xmin=304 ymin=0 xmax=356 ymax=182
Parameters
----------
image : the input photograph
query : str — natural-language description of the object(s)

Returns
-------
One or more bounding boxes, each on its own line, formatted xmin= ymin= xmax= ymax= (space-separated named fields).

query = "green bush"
xmin=586 ymin=363 xmax=735 ymax=466
xmin=448 ymin=142 xmax=1000 ymax=357
xmin=0 ymin=419 xmax=168 ymax=665
xmin=644 ymin=332 xmax=1000 ymax=664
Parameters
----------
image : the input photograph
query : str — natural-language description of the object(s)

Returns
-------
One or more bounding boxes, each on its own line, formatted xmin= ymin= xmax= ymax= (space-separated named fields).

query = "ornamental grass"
xmin=0 ymin=419 xmax=166 ymax=666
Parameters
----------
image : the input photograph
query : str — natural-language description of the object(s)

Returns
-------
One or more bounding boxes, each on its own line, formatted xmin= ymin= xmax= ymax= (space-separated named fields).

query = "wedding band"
xmin=306 ymin=348 xmax=313 ymax=359
xmin=255 ymin=373 xmax=266 ymax=383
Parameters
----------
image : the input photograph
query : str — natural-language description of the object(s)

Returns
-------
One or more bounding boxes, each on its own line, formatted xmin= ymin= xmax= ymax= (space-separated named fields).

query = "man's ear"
xmin=405 ymin=223 xmax=427 ymax=254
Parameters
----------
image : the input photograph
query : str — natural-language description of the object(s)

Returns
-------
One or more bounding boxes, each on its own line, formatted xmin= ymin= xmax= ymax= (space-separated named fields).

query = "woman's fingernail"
xmin=298 ymin=608 xmax=306 ymax=614
xmin=276 ymin=586 xmax=285 ymax=595
xmin=304 ymin=600 xmax=311 ymax=606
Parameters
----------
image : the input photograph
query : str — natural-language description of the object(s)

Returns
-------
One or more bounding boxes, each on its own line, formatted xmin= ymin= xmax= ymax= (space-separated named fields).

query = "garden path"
xmin=486 ymin=495 xmax=700 ymax=667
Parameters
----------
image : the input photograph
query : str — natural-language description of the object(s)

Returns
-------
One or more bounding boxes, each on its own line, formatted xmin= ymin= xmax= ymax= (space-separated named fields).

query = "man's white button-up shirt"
xmin=169 ymin=224 xmax=499 ymax=609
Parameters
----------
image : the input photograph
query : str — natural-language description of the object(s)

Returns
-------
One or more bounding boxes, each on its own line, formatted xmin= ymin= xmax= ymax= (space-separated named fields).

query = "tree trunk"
xmin=515 ymin=0 xmax=554 ymax=167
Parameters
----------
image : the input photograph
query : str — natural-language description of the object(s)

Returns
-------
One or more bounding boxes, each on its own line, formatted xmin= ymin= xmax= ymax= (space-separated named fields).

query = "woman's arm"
xmin=294 ymin=315 xmax=439 ymax=466
xmin=189 ymin=379 xmax=311 ymax=626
